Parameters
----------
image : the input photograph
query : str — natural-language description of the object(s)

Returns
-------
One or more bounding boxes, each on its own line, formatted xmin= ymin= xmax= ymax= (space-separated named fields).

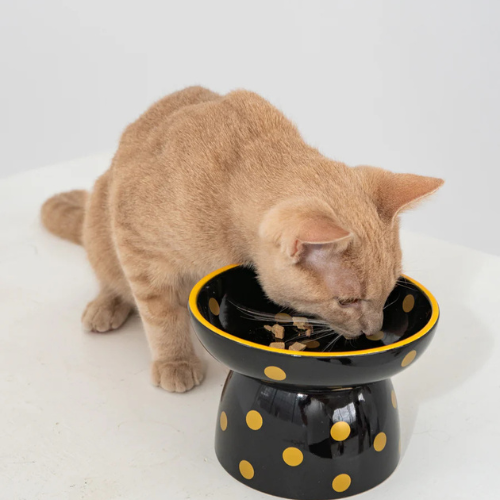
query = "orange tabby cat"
xmin=41 ymin=87 xmax=443 ymax=392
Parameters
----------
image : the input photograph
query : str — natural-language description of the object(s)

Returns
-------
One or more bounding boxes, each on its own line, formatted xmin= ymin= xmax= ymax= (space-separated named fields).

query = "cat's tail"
xmin=41 ymin=190 xmax=88 ymax=245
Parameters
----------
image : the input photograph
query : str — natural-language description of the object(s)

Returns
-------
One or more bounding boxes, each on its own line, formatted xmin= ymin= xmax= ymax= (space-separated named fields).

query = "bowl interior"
xmin=195 ymin=266 xmax=435 ymax=354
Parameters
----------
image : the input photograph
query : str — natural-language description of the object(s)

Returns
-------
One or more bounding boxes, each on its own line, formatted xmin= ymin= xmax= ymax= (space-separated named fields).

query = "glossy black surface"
xmin=199 ymin=266 xmax=431 ymax=351
xmin=189 ymin=265 xmax=439 ymax=499
xmin=216 ymin=373 xmax=400 ymax=499
xmin=190 ymin=266 xmax=438 ymax=388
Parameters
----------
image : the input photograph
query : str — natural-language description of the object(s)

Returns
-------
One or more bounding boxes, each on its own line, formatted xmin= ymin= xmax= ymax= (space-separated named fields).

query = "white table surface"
xmin=1 ymin=153 xmax=499 ymax=500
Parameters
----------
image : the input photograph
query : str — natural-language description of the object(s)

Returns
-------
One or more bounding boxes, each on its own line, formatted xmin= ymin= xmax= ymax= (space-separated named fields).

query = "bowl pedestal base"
xmin=215 ymin=371 xmax=401 ymax=499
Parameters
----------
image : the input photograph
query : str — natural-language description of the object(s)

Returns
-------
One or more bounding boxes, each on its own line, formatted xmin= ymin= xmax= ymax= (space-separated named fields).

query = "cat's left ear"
xmin=259 ymin=199 xmax=353 ymax=264
xmin=356 ymin=166 xmax=444 ymax=222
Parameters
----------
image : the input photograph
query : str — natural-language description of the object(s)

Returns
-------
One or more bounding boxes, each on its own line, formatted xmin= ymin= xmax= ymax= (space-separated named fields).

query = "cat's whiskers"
xmin=321 ymin=333 xmax=343 ymax=352
xmin=284 ymin=327 xmax=334 ymax=344
xmin=229 ymin=301 xmax=330 ymax=328
xmin=383 ymin=296 xmax=399 ymax=310
xmin=395 ymin=279 xmax=417 ymax=292
xmin=228 ymin=300 xmax=348 ymax=350
xmin=229 ymin=303 xmax=282 ymax=322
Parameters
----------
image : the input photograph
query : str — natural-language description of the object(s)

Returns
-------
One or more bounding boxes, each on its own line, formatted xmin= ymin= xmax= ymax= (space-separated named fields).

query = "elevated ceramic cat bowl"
xmin=188 ymin=265 xmax=439 ymax=499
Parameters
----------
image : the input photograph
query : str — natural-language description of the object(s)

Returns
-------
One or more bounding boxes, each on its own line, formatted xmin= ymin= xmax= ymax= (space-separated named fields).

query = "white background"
xmin=1 ymin=0 xmax=499 ymax=255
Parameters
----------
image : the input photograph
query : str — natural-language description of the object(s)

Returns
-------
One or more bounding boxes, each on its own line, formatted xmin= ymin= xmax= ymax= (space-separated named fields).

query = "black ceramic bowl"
xmin=189 ymin=265 xmax=439 ymax=388
xmin=188 ymin=265 xmax=440 ymax=499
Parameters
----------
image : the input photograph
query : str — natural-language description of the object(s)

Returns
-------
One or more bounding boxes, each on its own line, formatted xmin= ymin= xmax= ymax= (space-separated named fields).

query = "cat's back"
xmin=115 ymin=87 xmax=299 ymax=169
xmin=105 ymin=87 xmax=301 ymax=265
xmin=109 ymin=88 xmax=303 ymax=210
xmin=117 ymin=86 xmax=222 ymax=156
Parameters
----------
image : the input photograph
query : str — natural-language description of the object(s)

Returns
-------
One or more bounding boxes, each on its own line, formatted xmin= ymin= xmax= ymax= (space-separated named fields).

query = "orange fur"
xmin=41 ymin=86 xmax=443 ymax=392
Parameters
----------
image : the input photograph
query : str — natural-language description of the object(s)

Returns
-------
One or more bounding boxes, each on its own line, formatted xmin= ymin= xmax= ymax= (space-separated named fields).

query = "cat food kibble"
xmin=293 ymin=317 xmax=309 ymax=330
xmin=289 ymin=342 xmax=307 ymax=351
xmin=271 ymin=324 xmax=285 ymax=339
xmin=269 ymin=341 xmax=285 ymax=349
xmin=264 ymin=317 xmax=314 ymax=347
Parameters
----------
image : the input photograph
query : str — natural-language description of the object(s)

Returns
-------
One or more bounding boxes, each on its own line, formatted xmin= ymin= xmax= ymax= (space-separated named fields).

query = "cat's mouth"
xmin=342 ymin=332 xmax=364 ymax=340
xmin=327 ymin=324 xmax=364 ymax=340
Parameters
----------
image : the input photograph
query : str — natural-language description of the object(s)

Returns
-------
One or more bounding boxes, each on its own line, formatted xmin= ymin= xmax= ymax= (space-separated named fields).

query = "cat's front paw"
xmin=151 ymin=357 xmax=204 ymax=393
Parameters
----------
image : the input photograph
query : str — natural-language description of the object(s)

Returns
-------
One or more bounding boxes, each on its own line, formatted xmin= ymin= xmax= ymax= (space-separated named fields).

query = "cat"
xmin=41 ymin=86 xmax=443 ymax=393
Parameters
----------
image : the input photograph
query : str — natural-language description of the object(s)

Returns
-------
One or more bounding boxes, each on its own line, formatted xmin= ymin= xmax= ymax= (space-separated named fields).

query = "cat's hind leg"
xmin=82 ymin=170 xmax=135 ymax=333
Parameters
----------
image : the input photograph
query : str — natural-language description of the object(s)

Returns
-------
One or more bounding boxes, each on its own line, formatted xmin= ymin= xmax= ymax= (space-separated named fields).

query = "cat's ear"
xmin=357 ymin=166 xmax=444 ymax=222
xmin=259 ymin=199 xmax=353 ymax=263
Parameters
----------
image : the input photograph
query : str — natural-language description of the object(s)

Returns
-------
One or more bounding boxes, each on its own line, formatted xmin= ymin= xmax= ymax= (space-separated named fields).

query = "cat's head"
xmin=255 ymin=166 xmax=444 ymax=339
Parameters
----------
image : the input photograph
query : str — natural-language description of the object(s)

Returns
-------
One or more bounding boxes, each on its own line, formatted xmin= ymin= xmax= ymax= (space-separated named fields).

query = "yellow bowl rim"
xmin=188 ymin=264 xmax=439 ymax=357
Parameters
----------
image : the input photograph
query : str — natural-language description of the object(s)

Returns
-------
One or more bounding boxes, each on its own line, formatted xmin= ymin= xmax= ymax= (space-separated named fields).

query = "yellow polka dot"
xmin=304 ymin=340 xmax=320 ymax=348
xmin=332 ymin=474 xmax=351 ymax=493
xmin=239 ymin=460 xmax=254 ymax=480
xmin=391 ymin=390 xmax=397 ymax=409
xmin=401 ymin=350 xmax=417 ymax=367
xmin=246 ymin=410 xmax=263 ymax=430
xmin=275 ymin=312 xmax=292 ymax=323
xmin=209 ymin=297 xmax=220 ymax=315
xmin=330 ymin=421 xmax=351 ymax=441
xmin=374 ymin=432 xmax=387 ymax=452
xmin=264 ymin=366 xmax=286 ymax=381
xmin=367 ymin=330 xmax=384 ymax=341
xmin=402 ymin=294 xmax=415 ymax=313
xmin=282 ymin=447 xmax=303 ymax=466
xmin=220 ymin=411 xmax=227 ymax=431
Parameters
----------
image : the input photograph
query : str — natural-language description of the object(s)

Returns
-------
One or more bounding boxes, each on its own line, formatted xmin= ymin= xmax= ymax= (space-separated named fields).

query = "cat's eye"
xmin=337 ymin=298 xmax=360 ymax=307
